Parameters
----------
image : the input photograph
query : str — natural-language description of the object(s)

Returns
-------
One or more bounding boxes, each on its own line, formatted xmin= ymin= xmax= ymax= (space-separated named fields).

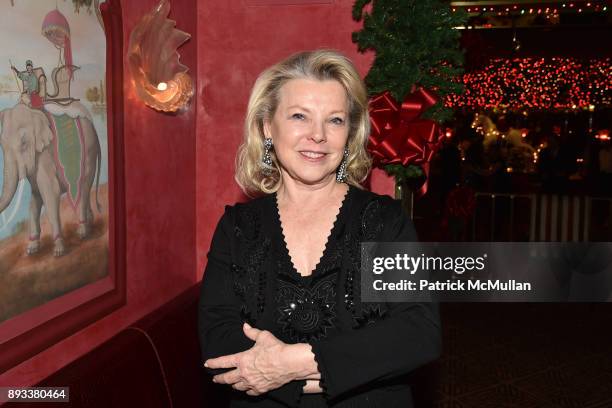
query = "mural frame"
xmin=0 ymin=0 xmax=126 ymax=373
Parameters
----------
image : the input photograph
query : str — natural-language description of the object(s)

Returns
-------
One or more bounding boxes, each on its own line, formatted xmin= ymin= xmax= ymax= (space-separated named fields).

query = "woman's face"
xmin=264 ymin=78 xmax=350 ymax=187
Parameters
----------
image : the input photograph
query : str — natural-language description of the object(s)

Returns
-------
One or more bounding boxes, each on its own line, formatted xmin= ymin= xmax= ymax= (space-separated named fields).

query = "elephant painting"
xmin=0 ymin=102 xmax=101 ymax=257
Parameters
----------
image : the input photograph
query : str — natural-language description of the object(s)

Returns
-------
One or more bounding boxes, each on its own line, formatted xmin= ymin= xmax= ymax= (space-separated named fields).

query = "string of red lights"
xmin=445 ymin=57 xmax=612 ymax=110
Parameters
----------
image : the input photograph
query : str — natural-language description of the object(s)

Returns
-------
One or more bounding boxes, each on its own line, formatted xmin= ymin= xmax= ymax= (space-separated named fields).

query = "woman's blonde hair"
xmin=235 ymin=49 xmax=372 ymax=196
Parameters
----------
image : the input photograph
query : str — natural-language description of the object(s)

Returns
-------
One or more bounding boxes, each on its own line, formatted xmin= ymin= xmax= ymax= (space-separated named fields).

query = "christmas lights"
xmin=451 ymin=0 xmax=607 ymax=17
xmin=446 ymin=57 xmax=612 ymax=111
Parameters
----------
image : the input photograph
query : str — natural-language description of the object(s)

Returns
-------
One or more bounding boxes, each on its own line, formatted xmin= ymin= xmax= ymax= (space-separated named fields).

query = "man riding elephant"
xmin=11 ymin=60 xmax=44 ymax=109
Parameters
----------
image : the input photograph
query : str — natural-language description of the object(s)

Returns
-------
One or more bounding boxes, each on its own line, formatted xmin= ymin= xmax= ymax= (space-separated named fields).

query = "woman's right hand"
xmin=207 ymin=323 xmax=296 ymax=395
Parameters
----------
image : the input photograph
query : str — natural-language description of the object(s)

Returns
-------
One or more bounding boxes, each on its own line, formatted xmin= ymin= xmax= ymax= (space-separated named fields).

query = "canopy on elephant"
xmin=42 ymin=8 xmax=73 ymax=79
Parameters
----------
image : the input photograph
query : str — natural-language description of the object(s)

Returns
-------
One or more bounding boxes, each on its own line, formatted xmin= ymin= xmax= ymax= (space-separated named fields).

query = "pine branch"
xmin=353 ymin=0 xmax=468 ymax=122
xmin=353 ymin=0 xmax=468 ymax=183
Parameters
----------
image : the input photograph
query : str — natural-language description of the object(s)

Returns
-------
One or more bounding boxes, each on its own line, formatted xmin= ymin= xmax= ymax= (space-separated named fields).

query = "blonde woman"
xmin=199 ymin=49 xmax=441 ymax=407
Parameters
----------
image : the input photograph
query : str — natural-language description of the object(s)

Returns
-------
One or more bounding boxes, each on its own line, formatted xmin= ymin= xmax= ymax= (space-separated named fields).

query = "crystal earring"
xmin=262 ymin=138 xmax=274 ymax=175
xmin=336 ymin=147 xmax=349 ymax=183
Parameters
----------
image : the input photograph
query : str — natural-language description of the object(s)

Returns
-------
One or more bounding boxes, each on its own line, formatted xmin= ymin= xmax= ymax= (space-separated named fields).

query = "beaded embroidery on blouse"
xmin=273 ymin=188 xmax=349 ymax=343
xmin=231 ymin=204 xmax=269 ymax=325
xmin=276 ymin=272 xmax=338 ymax=342
xmin=344 ymin=198 xmax=389 ymax=328
xmin=229 ymin=192 xmax=394 ymax=339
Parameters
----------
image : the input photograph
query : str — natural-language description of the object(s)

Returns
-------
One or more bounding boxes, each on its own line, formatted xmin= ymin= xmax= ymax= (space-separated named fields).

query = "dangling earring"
xmin=336 ymin=147 xmax=349 ymax=183
xmin=262 ymin=138 xmax=274 ymax=175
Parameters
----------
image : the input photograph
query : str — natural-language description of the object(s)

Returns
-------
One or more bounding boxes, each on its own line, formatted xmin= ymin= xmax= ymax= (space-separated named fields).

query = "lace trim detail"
xmin=272 ymin=187 xmax=352 ymax=343
xmin=234 ymin=204 xmax=260 ymax=241
xmin=353 ymin=303 xmax=389 ymax=328
xmin=231 ymin=204 xmax=269 ymax=322
xmin=361 ymin=199 xmax=385 ymax=240
xmin=344 ymin=197 xmax=389 ymax=327
xmin=273 ymin=186 xmax=351 ymax=281
xmin=231 ymin=263 xmax=248 ymax=300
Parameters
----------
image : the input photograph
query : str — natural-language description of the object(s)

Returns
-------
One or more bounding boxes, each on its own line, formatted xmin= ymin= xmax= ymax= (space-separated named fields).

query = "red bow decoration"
xmin=368 ymin=88 xmax=442 ymax=195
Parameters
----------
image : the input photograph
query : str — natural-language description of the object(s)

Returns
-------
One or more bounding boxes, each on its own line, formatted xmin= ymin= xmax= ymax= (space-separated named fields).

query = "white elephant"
xmin=0 ymin=102 xmax=101 ymax=256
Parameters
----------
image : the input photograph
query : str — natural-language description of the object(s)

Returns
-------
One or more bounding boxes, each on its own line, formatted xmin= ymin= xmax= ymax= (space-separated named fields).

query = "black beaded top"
xmin=199 ymin=185 xmax=441 ymax=408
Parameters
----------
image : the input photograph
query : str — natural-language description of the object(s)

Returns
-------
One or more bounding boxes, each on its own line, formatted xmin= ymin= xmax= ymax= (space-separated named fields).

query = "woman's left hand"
xmin=205 ymin=323 xmax=295 ymax=396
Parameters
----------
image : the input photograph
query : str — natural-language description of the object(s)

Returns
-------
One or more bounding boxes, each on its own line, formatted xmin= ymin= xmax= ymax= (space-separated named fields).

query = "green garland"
xmin=352 ymin=0 xmax=467 ymax=184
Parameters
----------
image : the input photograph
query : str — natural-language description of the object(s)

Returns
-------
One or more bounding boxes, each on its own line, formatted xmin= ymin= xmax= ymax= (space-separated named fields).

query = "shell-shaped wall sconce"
xmin=127 ymin=0 xmax=193 ymax=112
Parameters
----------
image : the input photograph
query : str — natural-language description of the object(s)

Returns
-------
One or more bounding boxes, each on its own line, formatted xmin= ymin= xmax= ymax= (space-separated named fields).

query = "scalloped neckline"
xmin=273 ymin=185 xmax=352 ymax=280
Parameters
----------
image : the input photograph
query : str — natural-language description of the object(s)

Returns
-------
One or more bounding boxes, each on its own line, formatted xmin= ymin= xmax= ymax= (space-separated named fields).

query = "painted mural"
xmin=0 ymin=0 xmax=109 ymax=322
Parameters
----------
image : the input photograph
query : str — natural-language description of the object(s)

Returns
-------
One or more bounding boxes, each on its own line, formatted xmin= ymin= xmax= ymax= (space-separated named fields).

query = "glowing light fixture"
xmin=127 ymin=0 xmax=193 ymax=112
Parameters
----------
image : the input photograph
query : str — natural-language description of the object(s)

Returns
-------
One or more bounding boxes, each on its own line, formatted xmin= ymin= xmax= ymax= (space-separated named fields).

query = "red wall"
xmin=1 ymin=0 xmax=373 ymax=387
xmin=196 ymin=0 xmax=373 ymax=274
xmin=0 ymin=0 xmax=198 ymax=386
